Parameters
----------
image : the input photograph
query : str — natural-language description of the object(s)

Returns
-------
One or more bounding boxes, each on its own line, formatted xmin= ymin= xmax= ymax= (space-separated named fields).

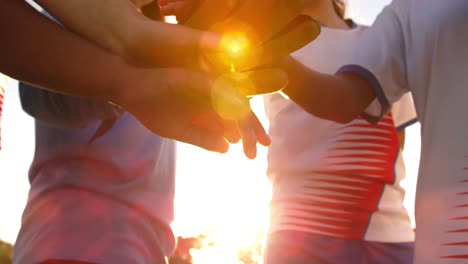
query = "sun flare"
xmin=218 ymin=32 xmax=252 ymax=72
xmin=173 ymin=99 xmax=272 ymax=264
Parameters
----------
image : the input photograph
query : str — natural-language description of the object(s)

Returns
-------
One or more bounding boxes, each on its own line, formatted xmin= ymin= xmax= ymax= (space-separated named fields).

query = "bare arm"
xmin=280 ymin=56 xmax=376 ymax=123
xmin=35 ymin=0 xmax=221 ymax=66
xmin=0 ymin=0 xmax=269 ymax=157
xmin=0 ymin=0 xmax=235 ymax=152
xmin=0 ymin=0 xmax=131 ymax=101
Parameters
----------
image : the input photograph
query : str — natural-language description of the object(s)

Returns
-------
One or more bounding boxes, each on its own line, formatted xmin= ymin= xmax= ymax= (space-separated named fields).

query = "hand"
xmin=183 ymin=0 xmax=320 ymax=72
xmin=115 ymin=67 xmax=270 ymax=158
xmin=34 ymin=0 xmax=270 ymax=158
xmin=159 ymin=0 xmax=320 ymax=95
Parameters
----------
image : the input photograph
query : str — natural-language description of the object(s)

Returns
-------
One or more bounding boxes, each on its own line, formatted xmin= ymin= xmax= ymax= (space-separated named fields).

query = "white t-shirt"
xmin=12 ymin=11 xmax=177 ymax=264
xmin=265 ymin=25 xmax=416 ymax=243
xmin=13 ymin=90 xmax=176 ymax=263
xmin=339 ymin=0 xmax=468 ymax=263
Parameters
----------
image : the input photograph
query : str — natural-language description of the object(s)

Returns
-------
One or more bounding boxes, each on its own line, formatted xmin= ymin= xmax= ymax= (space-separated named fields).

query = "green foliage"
xmin=236 ymin=231 xmax=265 ymax=264
xmin=0 ymin=235 xmax=209 ymax=264
xmin=0 ymin=240 xmax=13 ymax=264
xmin=169 ymin=234 xmax=210 ymax=264
xmin=0 ymin=232 xmax=266 ymax=264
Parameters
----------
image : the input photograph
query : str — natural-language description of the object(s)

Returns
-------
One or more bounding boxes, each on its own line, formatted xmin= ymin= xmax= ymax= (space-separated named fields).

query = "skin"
xmin=158 ymin=0 xmax=407 ymax=147
xmin=158 ymin=0 xmax=377 ymax=124
xmin=283 ymin=0 xmax=406 ymax=144
xmin=0 ymin=0 xmax=270 ymax=157
xmin=35 ymin=0 xmax=222 ymax=67
xmin=34 ymin=0 xmax=273 ymax=158
xmin=299 ymin=0 xmax=407 ymax=145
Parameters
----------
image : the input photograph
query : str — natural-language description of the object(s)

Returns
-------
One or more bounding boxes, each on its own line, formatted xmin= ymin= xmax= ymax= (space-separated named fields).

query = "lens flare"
xmin=222 ymin=72 xmax=256 ymax=96
xmin=218 ymin=32 xmax=251 ymax=72
xmin=211 ymin=76 xmax=251 ymax=121
xmin=221 ymin=32 xmax=250 ymax=59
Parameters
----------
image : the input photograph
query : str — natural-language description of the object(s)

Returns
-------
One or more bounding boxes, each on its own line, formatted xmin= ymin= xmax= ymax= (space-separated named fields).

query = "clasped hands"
xmin=36 ymin=0 xmax=320 ymax=158
xmin=158 ymin=0 xmax=321 ymax=154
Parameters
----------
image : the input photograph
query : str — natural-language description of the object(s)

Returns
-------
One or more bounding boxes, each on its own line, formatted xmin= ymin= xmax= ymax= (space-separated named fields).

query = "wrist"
xmin=117 ymin=13 xmax=164 ymax=66
xmin=104 ymin=58 xmax=138 ymax=108
xmin=100 ymin=2 xmax=146 ymax=63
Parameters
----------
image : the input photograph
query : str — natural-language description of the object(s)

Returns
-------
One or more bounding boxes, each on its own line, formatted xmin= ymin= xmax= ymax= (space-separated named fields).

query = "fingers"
xmin=249 ymin=111 xmax=271 ymax=147
xmin=237 ymin=111 xmax=271 ymax=159
xmin=192 ymin=110 xmax=266 ymax=158
xmin=192 ymin=111 xmax=240 ymax=143
xmin=164 ymin=69 xmax=250 ymax=150
xmin=192 ymin=110 xmax=269 ymax=157
xmin=161 ymin=69 xmax=269 ymax=157
xmin=191 ymin=111 xmax=225 ymax=134
xmin=258 ymin=15 xmax=321 ymax=65
xmin=205 ymin=18 xmax=320 ymax=73
xmin=179 ymin=0 xmax=320 ymax=75
xmin=181 ymin=124 xmax=230 ymax=153
xmin=191 ymin=112 xmax=267 ymax=157
xmin=216 ymin=0 xmax=305 ymax=41
xmin=165 ymin=69 xmax=249 ymax=112
xmin=238 ymin=114 xmax=258 ymax=159
xmin=197 ymin=72 xmax=251 ymax=120
xmin=222 ymin=120 xmax=241 ymax=144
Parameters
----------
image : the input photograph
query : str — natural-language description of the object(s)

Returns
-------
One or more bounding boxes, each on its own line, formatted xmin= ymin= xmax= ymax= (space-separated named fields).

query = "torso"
xmin=14 ymin=111 xmax=176 ymax=263
xmin=395 ymin=0 xmax=468 ymax=262
xmin=265 ymin=25 xmax=414 ymax=242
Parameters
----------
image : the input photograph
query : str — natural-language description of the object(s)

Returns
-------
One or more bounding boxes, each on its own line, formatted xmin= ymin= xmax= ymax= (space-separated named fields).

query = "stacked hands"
xmin=156 ymin=0 xmax=320 ymax=158
xmin=159 ymin=0 xmax=320 ymax=75
xmin=35 ymin=0 xmax=319 ymax=158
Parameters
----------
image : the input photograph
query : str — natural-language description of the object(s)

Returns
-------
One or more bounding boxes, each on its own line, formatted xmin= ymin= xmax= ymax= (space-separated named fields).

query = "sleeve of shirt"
xmin=19 ymin=82 xmax=123 ymax=129
xmin=336 ymin=0 xmax=410 ymax=124
xmin=390 ymin=92 xmax=418 ymax=131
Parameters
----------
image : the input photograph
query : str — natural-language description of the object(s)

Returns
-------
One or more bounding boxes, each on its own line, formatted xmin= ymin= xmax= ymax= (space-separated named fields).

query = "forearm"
xmin=36 ymin=0 xmax=220 ymax=67
xmin=0 ymin=0 xmax=128 ymax=101
xmin=126 ymin=14 xmax=220 ymax=67
xmin=35 ymin=0 xmax=142 ymax=59
xmin=280 ymin=57 xmax=376 ymax=123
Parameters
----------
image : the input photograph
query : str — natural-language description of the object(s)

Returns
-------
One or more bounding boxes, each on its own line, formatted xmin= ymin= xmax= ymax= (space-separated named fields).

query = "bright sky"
xmin=0 ymin=0 xmax=420 ymax=263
